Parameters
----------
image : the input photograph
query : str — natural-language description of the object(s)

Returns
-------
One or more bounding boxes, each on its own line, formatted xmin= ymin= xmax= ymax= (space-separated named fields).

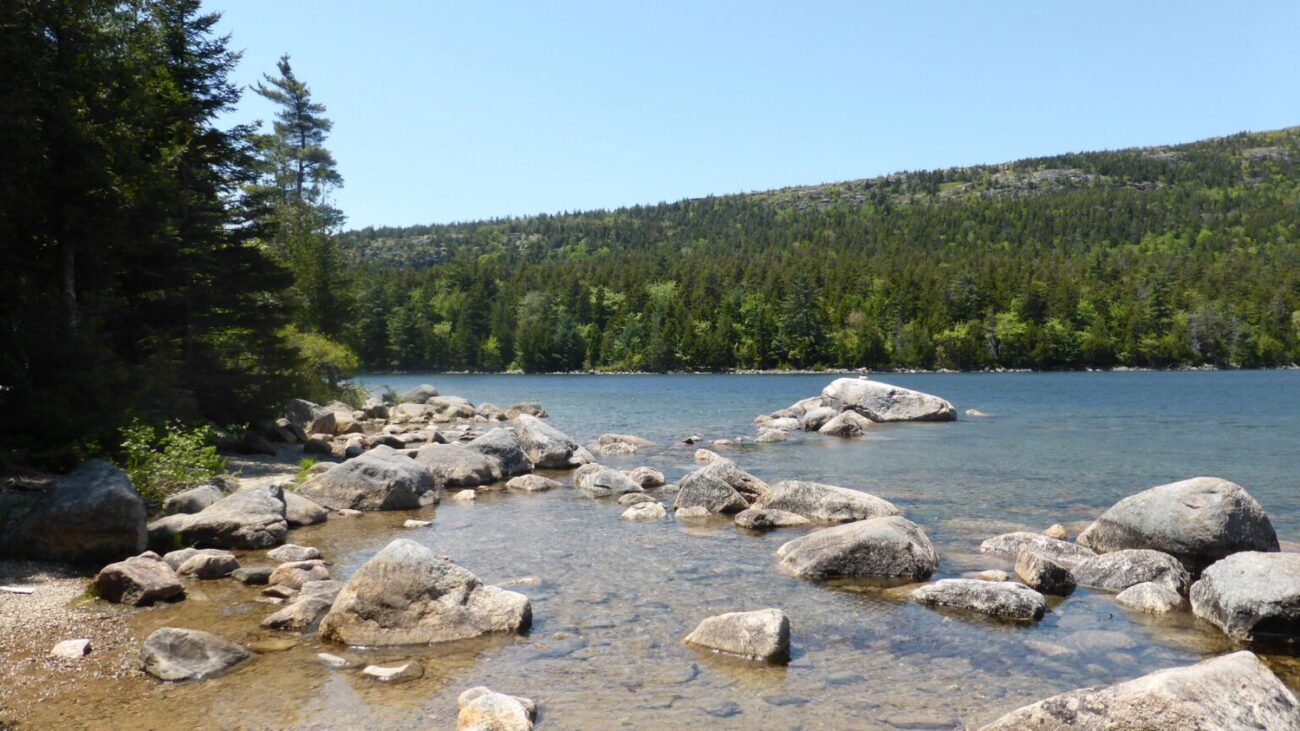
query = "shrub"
xmin=295 ymin=457 xmax=317 ymax=485
xmin=118 ymin=420 xmax=226 ymax=509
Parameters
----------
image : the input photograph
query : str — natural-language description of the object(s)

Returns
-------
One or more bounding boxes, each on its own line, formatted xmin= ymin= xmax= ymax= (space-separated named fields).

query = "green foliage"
xmin=295 ymin=457 xmax=317 ymax=485
xmin=117 ymin=420 xmax=225 ymax=509
xmin=334 ymin=128 xmax=1300 ymax=373
xmin=282 ymin=325 xmax=360 ymax=401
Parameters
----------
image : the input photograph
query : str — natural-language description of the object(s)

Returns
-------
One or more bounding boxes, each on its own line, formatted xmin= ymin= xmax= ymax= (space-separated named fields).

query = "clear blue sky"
xmin=210 ymin=1 xmax=1300 ymax=229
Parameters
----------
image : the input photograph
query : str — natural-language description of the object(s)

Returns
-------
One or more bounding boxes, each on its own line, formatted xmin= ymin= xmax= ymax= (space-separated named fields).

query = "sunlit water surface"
xmin=50 ymin=372 xmax=1300 ymax=728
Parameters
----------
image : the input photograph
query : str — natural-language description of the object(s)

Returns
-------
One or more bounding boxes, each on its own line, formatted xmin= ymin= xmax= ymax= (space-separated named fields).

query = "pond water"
xmin=33 ymin=372 xmax=1300 ymax=728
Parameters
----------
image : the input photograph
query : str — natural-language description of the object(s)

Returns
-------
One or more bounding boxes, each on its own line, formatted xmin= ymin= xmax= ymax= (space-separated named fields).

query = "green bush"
xmin=118 ymin=420 xmax=226 ymax=509
xmin=295 ymin=457 xmax=317 ymax=485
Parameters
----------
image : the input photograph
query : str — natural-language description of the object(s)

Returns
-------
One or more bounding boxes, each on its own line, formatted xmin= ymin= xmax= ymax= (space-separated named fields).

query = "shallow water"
xmin=27 ymin=372 xmax=1300 ymax=728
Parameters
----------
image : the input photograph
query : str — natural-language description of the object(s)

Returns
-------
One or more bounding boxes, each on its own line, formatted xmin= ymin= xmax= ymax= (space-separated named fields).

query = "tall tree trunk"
xmin=62 ymin=240 xmax=80 ymax=334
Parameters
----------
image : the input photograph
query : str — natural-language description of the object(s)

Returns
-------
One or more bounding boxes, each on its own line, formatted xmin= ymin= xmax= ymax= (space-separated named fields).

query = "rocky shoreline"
xmin=2 ymin=376 xmax=1300 ymax=728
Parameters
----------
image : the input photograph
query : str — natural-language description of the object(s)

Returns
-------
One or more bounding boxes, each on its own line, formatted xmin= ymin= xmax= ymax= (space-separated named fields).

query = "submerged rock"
xmin=140 ymin=628 xmax=249 ymax=681
xmin=1190 ymin=551 xmax=1300 ymax=642
xmin=776 ymin=516 xmax=938 ymax=582
xmin=683 ymin=608 xmax=790 ymax=663
xmin=94 ymin=551 xmax=183 ymax=606
xmin=363 ymin=661 xmax=424 ymax=683
xmin=458 ymin=686 xmax=537 ymax=731
xmin=1071 ymin=549 xmax=1190 ymax=593
xmin=753 ymin=480 xmax=899 ymax=523
xmin=912 ymin=579 xmax=1046 ymax=621
xmin=267 ymin=544 xmax=321 ymax=563
xmin=1076 ymin=477 xmax=1279 ymax=572
xmin=300 ymin=450 xmax=435 ymax=511
xmin=506 ymin=475 xmax=562 ymax=492
xmin=622 ymin=502 xmax=667 ymax=521
xmin=978 ymin=651 xmax=1300 ymax=730
xmin=625 ymin=467 xmax=666 ymax=489
xmin=318 ymin=539 xmax=531 ymax=646
xmin=821 ymin=377 xmax=957 ymax=422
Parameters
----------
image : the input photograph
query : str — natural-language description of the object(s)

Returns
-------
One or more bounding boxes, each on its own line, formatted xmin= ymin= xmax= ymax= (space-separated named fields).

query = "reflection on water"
xmin=25 ymin=372 xmax=1300 ymax=728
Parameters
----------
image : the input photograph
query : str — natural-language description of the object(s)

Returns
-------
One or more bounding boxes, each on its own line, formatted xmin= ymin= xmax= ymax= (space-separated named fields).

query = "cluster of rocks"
xmin=752 ymin=377 xmax=957 ymax=441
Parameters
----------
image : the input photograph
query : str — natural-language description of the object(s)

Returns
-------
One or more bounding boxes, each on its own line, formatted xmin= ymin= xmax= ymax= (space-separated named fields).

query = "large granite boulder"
xmin=511 ymin=414 xmax=592 ymax=469
xmin=171 ymin=485 xmax=288 ymax=550
xmin=912 ymin=579 xmax=1046 ymax=621
xmin=300 ymin=450 xmax=435 ymax=511
xmin=1071 ymin=549 xmax=1190 ymax=593
xmin=0 ymin=459 xmax=147 ymax=564
xmin=1190 ymin=551 xmax=1300 ymax=642
xmin=753 ymin=481 xmax=900 ymax=523
xmin=683 ymin=608 xmax=790 ymax=663
xmin=93 ymin=551 xmax=183 ymax=606
xmin=318 ymin=539 xmax=531 ymax=646
xmin=979 ymin=531 xmax=1096 ymax=569
xmin=1076 ymin=477 xmax=1279 ymax=572
xmin=673 ymin=458 xmax=768 ymax=515
xmin=415 ymin=444 xmax=500 ymax=488
xmin=776 ymin=516 xmax=938 ymax=582
xmin=978 ymin=651 xmax=1300 ymax=730
xmin=821 ymin=378 xmax=956 ymax=422
xmin=465 ymin=428 xmax=533 ymax=478
xmin=140 ymin=628 xmax=250 ymax=681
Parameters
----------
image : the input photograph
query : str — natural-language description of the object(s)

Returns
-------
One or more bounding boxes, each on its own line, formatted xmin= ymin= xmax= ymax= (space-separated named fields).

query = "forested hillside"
xmin=339 ymin=129 xmax=1300 ymax=372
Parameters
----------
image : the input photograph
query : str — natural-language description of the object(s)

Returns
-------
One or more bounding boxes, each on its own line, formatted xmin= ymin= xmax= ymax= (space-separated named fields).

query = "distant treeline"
xmin=337 ymin=129 xmax=1300 ymax=372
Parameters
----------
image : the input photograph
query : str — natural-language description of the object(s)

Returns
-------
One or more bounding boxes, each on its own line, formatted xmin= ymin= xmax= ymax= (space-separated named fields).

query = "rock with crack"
xmin=912 ymin=579 xmax=1046 ymax=622
xmin=776 ymin=516 xmax=938 ymax=582
xmin=683 ymin=608 xmax=790 ymax=663
xmin=140 ymin=628 xmax=250 ymax=681
xmin=1076 ymin=476 xmax=1279 ymax=573
xmin=318 ymin=539 xmax=531 ymax=646
xmin=978 ymin=651 xmax=1300 ymax=730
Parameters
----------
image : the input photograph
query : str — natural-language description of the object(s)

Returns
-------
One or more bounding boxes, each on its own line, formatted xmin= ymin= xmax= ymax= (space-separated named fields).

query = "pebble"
xmin=318 ymin=653 xmax=350 ymax=668
xmin=403 ymin=519 xmax=432 ymax=528
xmin=49 ymin=639 xmax=92 ymax=659
xmin=362 ymin=661 xmax=424 ymax=682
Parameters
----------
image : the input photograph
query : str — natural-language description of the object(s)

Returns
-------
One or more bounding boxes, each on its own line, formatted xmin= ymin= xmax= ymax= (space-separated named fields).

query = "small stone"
xmin=618 ymin=492 xmax=656 ymax=506
xmin=261 ymin=585 xmax=298 ymax=600
xmin=403 ymin=519 xmax=433 ymax=528
xmin=50 ymin=639 xmax=92 ymax=659
xmin=246 ymin=637 xmax=298 ymax=653
xmin=622 ymin=502 xmax=668 ymax=521
xmin=267 ymin=544 xmax=321 ymax=563
xmin=675 ymin=506 xmax=712 ymax=521
xmin=734 ymin=508 xmax=811 ymax=530
xmin=967 ymin=570 xmax=1013 ymax=582
xmin=1042 ymin=524 xmax=1069 ymax=541
xmin=1116 ymin=581 xmax=1187 ymax=614
xmin=268 ymin=560 xmax=329 ymax=590
xmin=317 ymin=652 xmax=350 ymax=668
xmin=684 ymin=608 xmax=791 ymax=663
xmin=362 ymin=661 xmax=424 ymax=683
xmin=1 ymin=585 xmax=36 ymax=595
xmin=336 ymin=508 xmax=363 ymax=517
xmin=232 ymin=567 xmax=273 ymax=585
xmin=451 ymin=490 xmax=477 ymax=503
